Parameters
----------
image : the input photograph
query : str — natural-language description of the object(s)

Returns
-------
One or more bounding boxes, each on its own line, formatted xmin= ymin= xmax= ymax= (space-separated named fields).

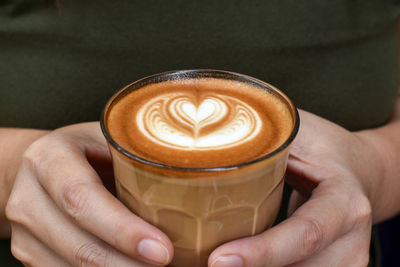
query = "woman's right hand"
xmin=5 ymin=122 xmax=173 ymax=266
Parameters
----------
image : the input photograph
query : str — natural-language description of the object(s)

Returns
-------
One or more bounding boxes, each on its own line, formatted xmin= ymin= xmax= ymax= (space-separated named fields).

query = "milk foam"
xmin=136 ymin=92 xmax=262 ymax=150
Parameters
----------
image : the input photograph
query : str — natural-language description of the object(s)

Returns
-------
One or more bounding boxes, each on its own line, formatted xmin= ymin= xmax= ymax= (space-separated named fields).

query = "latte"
xmin=107 ymin=77 xmax=293 ymax=168
xmin=102 ymin=70 xmax=298 ymax=267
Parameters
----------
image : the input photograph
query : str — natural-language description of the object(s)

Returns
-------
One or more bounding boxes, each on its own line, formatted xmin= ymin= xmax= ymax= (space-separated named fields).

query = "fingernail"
xmin=210 ymin=255 xmax=244 ymax=267
xmin=137 ymin=239 xmax=169 ymax=265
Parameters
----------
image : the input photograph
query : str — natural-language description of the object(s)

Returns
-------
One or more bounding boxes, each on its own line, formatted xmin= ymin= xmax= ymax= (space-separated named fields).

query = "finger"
xmin=208 ymin=183 xmax=363 ymax=267
xmin=286 ymin=143 xmax=320 ymax=198
xmin=288 ymin=223 xmax=371 ymax=267
xmin=285 ymin=111 xmax=323 ymax=199
xmin=24 ymin=133 xmax=173 ymax=265
xmin=287 ymin=190 xmax=308 ymax=217
xmin=70 ymin=123 xmax=116 ymax=193
xmin=8 ymin=165 xmax=158 ymax=267
xmin=10 ymin=223 xmax=70 ymax=267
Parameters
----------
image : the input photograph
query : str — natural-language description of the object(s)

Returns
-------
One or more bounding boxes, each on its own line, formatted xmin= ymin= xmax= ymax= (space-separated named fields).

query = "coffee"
xmin=101 ymin=70 xmax=298 ymax=267
xmin=107 ymin=78 xmax=293 ymax=168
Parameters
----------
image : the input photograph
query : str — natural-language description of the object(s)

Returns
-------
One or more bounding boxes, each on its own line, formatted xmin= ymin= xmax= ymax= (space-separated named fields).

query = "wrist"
xmin=354 ymin=129 xmax=396 ymax=223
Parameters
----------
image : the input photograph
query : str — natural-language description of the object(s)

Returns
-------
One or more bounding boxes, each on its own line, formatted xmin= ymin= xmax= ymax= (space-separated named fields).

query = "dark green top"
xmin=0 ymin=1 xmax=399 ymax=266
xmin=1 ymin=1 xmax=399 ymax=130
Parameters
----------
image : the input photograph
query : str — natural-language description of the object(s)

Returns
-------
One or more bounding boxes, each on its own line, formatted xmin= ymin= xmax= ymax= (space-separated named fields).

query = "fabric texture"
xmin=1 ymin=1 xmax=399 ymax=130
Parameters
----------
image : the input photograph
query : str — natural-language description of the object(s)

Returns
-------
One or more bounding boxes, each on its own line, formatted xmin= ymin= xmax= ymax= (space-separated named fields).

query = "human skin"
xmin=0 ymin=94 xmax=399 ymax=267
xmin=208 ymin=96 xmax=400 ymax=267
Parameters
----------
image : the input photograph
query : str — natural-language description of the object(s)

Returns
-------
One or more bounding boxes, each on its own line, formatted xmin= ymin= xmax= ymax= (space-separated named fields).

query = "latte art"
xmin=137 ymin=93 xmax=262 ymax=150
xmin=106 ymin=77 xmax=294 ymax=168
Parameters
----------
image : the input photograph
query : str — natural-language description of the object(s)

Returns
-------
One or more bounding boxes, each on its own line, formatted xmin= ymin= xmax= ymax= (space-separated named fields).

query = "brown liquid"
xmin=107 ymin=78 xmax=293 ymax=168
xmin=104 ymin=75 xmax=297 ymax=266
xmin=111 ymin=150 xmax=287 ymax=267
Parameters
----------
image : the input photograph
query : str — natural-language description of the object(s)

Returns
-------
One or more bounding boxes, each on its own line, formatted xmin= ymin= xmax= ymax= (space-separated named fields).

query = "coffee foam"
xmin=107 ymin=78 xmax=293 ymax=168
xmin=136 ymin=93 xmax=261 ymax=150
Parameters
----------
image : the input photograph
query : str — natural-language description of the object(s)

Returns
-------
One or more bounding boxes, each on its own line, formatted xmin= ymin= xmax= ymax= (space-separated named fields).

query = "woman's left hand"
xmin=208 ymin=109 xmax=384 ymax=267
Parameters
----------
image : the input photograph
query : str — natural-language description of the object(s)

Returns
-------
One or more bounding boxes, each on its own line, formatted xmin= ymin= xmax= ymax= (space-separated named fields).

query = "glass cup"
xmin=101 ymin=70 xmax=299 ymax=267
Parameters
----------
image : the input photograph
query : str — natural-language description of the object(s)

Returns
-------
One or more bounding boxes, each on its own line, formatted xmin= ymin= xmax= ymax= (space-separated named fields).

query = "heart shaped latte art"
xmin=136 ymin=92 xmax=261 ymax=150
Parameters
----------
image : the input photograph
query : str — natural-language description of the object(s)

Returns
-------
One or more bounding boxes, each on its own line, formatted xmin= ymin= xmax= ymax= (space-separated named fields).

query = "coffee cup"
xmin=101 ymin=70 xmax=299 ymax=266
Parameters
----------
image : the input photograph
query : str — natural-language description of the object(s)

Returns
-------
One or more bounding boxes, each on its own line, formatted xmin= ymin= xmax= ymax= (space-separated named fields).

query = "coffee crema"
xmin=107 ymin=78 xmax=293 ymax=168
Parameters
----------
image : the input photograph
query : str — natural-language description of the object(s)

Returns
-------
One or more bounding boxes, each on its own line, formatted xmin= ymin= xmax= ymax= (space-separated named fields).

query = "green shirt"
xmin=0 ymin=1 xmax=399 ymax=266
xmin=1 ymin=0 xmax=399 ymax=130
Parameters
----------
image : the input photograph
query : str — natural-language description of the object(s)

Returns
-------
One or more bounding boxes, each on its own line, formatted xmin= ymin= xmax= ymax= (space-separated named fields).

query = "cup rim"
xmin=100 ymin=69 xmax=299 ymax=172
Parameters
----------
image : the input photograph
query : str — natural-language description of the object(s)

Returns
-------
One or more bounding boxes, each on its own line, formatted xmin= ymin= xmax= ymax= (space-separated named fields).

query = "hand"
xmin=6 ymin=122 xmax=173 ymax=266
xmin=208 ymin=110 xmax=380 ymax=267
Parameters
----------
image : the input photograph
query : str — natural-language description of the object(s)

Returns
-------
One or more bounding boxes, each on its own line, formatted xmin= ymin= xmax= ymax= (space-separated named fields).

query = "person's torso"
xmin=0 ymin=0 xmax=399 ymax=130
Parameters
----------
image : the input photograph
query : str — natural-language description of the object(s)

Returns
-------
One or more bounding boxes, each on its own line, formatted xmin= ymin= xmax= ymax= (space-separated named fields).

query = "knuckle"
xmin=21 ymin=137 xmax=50 ymax=173
xmin=5 ymin=195 xmax=22 ymax=223
xmin=22 ymin=133 xmax=69 ymax=176
xmin=258 ymin=242 xmax=275 ymax=264
xmin=349 ymin=250 xmax=370 ymax=267
xmin=299 ymin=217 xmax=324 ymax=256
xmin=356 ymin=252 xmax=370 ymax=267
xmin=6 ymin=191 xmax=31 ymax=226
xmin=62 ymin=181 xmax=91 ymax=220
xmin=10 ymin=239 xmax=31 ymax=265
xmin=5 ymin=155 xmax=45 ymax=225
xmin=349 ymin=195 xmax=372 ymax=226
xmin=114 ymin=219 xmax=142 ymax=248
xmin=74 ymin=242 xmax=112 ymax=267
